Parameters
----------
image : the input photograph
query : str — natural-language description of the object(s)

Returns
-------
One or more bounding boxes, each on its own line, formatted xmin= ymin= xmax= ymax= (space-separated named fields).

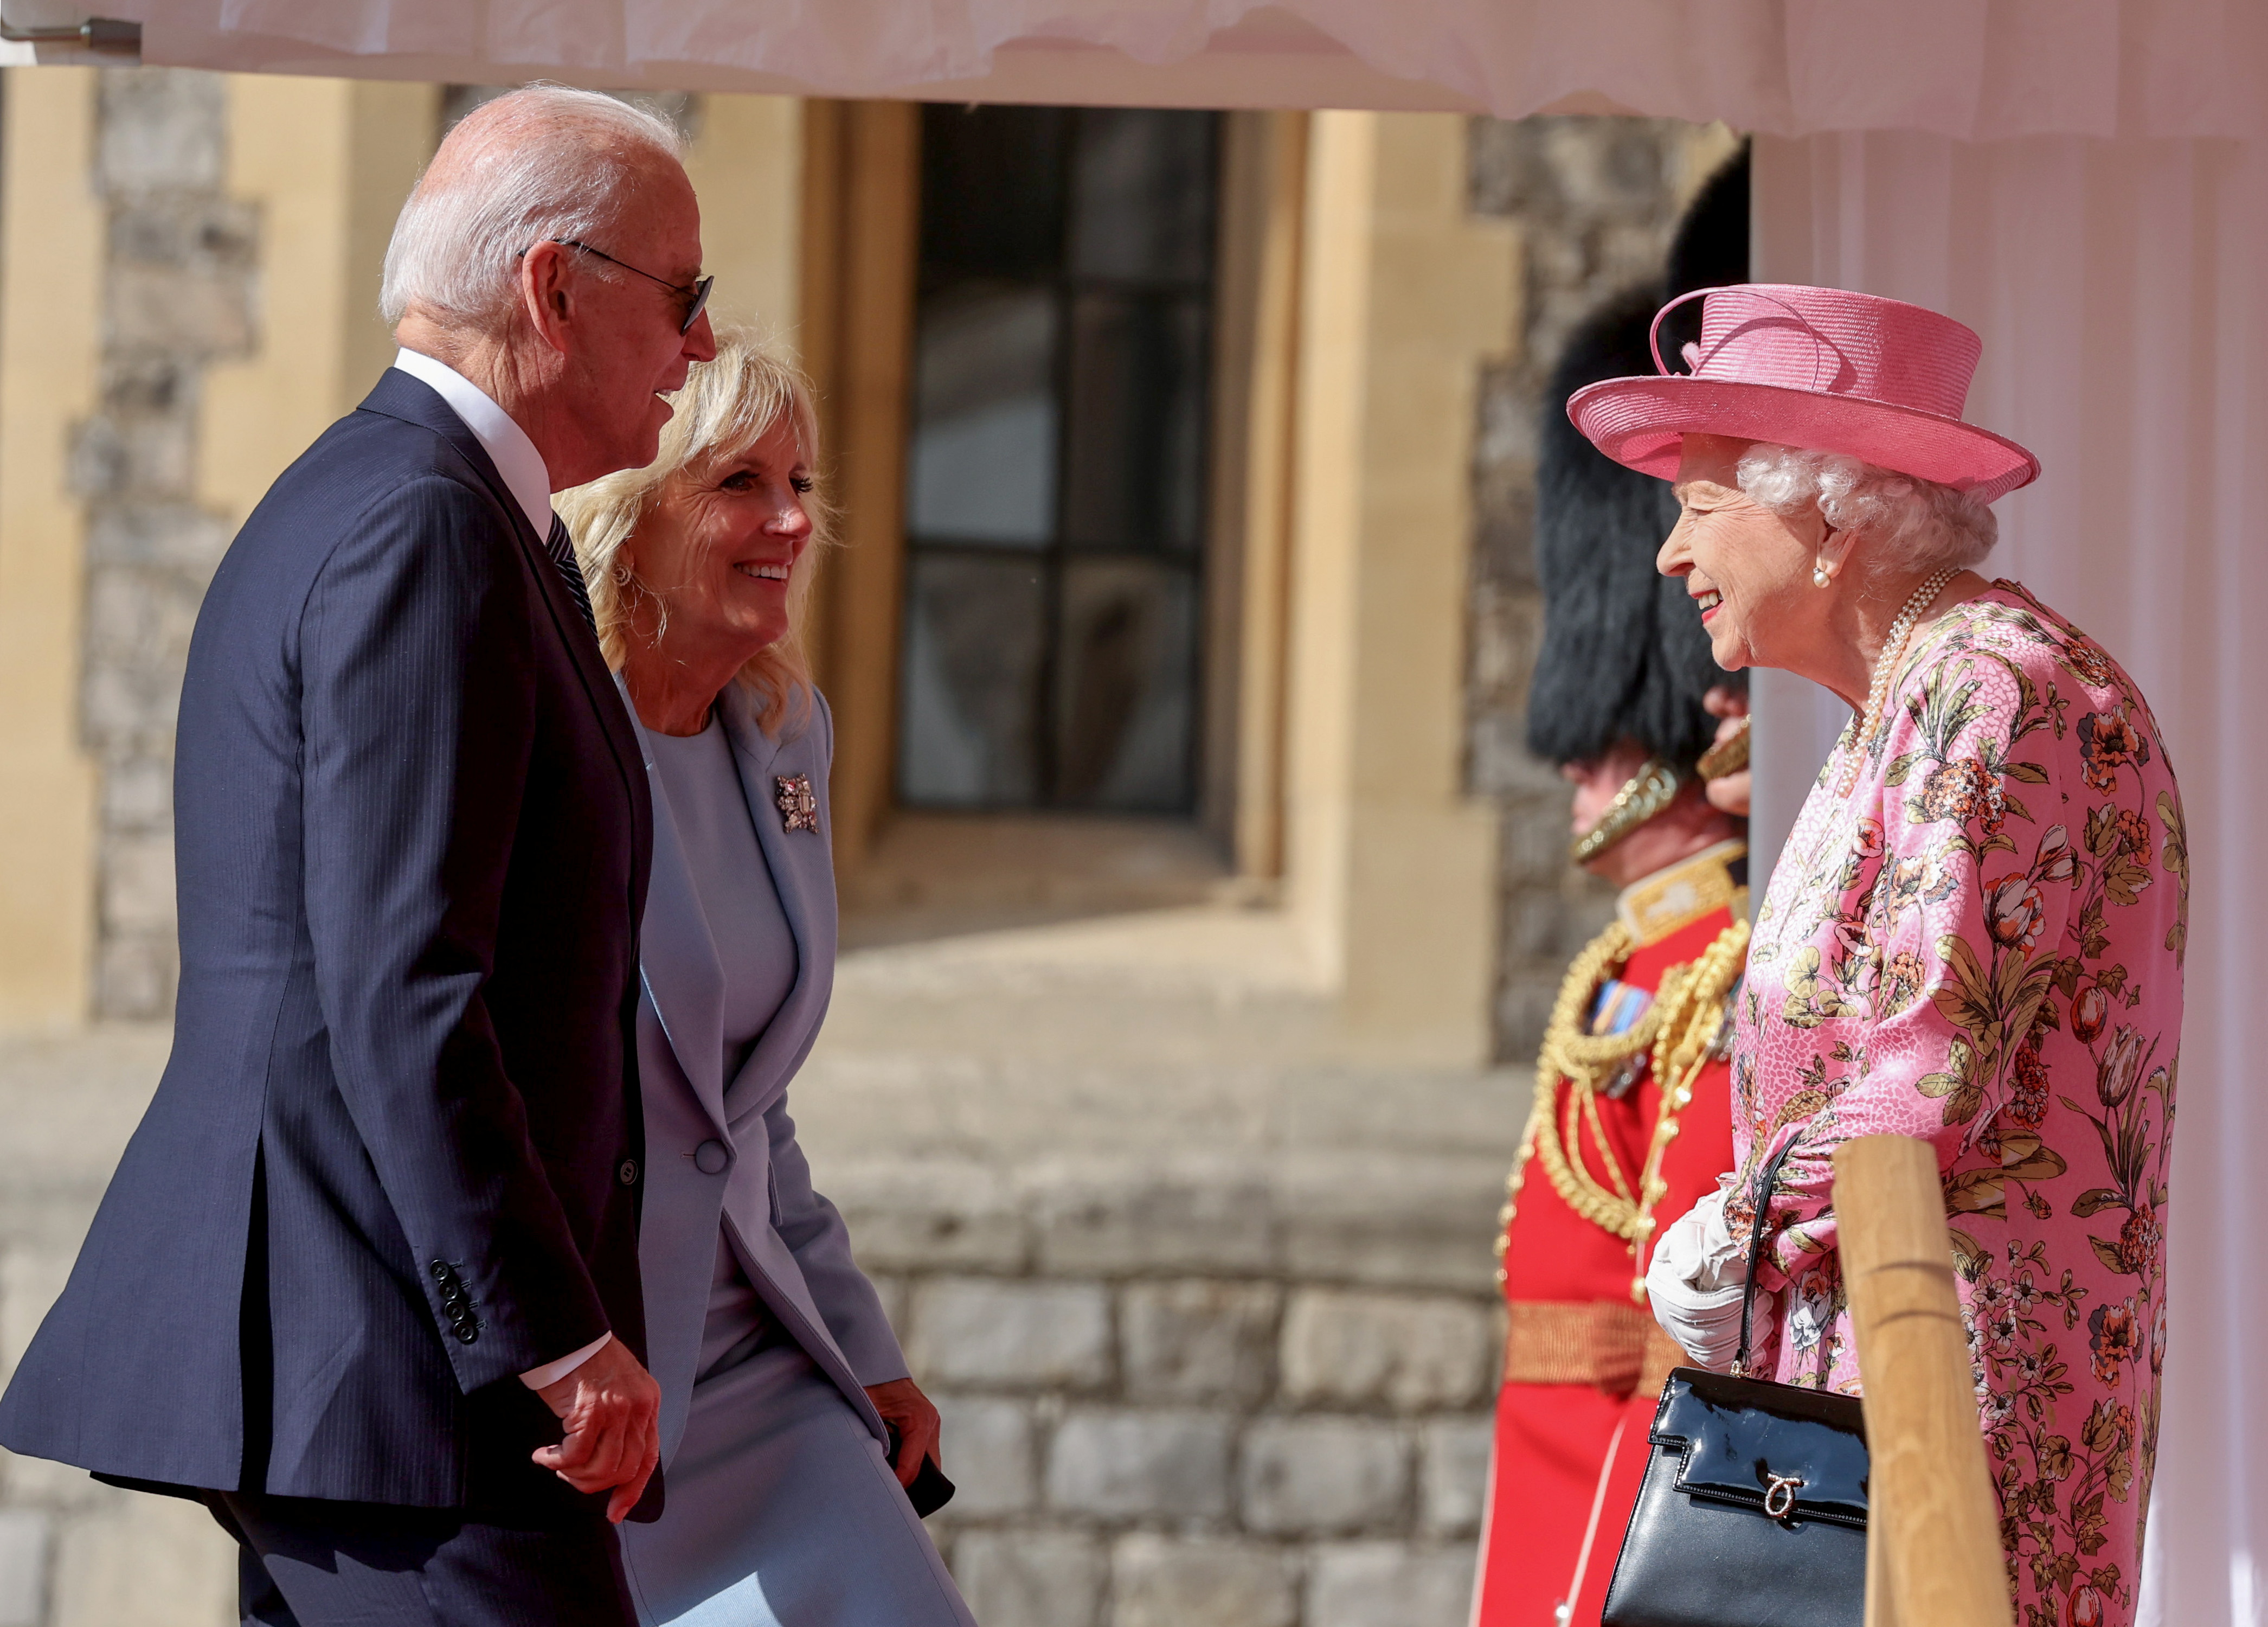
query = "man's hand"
xmin=532 ymin=1336 xmax=661 ymax=1522
xmin=865 ymin=1376 xmax=942 ymax=1489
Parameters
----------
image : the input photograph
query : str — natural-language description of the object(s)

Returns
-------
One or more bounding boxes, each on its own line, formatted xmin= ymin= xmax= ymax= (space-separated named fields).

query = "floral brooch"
xmin=774 ymin=774 xmax=819 ymax=833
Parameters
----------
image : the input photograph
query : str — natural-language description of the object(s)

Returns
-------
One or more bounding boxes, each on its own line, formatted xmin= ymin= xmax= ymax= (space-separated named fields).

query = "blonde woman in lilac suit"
xmin=560 ymin=332 xmax=973 ymax=1627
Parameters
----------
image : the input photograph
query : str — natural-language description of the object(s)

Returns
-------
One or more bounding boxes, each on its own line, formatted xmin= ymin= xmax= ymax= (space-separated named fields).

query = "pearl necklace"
xmin=1836 ymin=566 xmax=1959 ymax=795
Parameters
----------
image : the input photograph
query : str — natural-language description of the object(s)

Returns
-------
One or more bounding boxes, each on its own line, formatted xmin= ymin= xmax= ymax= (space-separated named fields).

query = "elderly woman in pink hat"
xmin=1574 ymin=285 xmax=2185 ymax=1626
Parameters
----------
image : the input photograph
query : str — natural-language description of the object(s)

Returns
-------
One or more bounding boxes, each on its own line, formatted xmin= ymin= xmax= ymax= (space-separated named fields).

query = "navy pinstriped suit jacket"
xmin=0 ymin=369 xmax=656 ymax=1522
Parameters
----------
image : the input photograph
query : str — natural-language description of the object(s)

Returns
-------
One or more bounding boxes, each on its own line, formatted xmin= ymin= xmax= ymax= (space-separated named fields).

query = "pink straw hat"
xmin=1566 ymin=284 xmax=2039 ymax=503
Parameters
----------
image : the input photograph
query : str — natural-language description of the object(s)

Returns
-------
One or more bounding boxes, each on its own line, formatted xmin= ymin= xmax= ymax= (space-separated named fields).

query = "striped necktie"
xmin=543 ymin=514 xmax=596 ymax=633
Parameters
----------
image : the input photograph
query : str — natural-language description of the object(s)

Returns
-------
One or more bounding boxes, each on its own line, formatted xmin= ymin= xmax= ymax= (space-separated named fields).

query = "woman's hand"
xmin=865 ymin=1376 xmax=942 ymax=1488
xmin=1645 ymin=1186 xmax=1771 ymax=1373
xmin=1701 ymin=685 xmax=1752 ymax=817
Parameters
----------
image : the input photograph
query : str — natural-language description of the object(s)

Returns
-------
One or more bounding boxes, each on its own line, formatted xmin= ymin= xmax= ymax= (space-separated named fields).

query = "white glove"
xmin=1645 ymin=1180 xmax=1775 ymax=1374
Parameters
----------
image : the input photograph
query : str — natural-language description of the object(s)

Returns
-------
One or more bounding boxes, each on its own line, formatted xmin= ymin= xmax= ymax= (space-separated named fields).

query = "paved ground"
xmin=0 ymin=902 xmax=1524 ymax=1627
xmin=0 ymin=1024 xmax=229 ymax=1627
xmin=806 ymin=903 xmax=1521 ymax=1279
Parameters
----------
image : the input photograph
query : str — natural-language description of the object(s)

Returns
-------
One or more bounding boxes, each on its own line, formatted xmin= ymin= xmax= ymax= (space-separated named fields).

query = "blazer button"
xmin=618 ymin=1158 xmax=640 ymax=1186
xmin=693 ymin=1140 xmax=730 ymax=1175
xmin=429 ymin=1260 xmax=451 ymax=1283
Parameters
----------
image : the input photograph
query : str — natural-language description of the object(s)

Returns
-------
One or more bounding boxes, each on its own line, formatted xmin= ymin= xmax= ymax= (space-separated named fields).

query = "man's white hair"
xmin=1734 ymin=444 xmax=1999 ymax=576
xmin=380 ymin=85 xmax=685 ymax=330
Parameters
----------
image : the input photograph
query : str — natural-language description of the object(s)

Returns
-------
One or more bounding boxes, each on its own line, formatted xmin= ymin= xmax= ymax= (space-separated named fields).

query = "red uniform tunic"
xmin=1472 ymin=847 xmax=1745 ymax=1627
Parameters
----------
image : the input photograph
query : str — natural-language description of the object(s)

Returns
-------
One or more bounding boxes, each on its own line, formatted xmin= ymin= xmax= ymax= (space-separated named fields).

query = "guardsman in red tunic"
xmin=1472 ymin=830 xmax=1747 ymax=1627
xmin=1470 ymin=147 xmax=1753 ymax=1627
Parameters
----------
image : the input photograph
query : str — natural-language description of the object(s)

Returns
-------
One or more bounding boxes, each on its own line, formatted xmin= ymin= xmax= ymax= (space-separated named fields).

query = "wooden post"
xmin=798 ymin=99 xmax=920 ymax=876
xmin=1203 ymin=109 xmax=1307 ymax=882
xmin=1834 ymin=1133 xmax=2011 ymax=1627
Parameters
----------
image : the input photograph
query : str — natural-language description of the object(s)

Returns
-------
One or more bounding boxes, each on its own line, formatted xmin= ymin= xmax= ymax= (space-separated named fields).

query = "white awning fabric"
xmin=31 ymin=0 xmax=2266 ymax=138
xmin=1746 ymin=131 xmax=2268 ymax=1627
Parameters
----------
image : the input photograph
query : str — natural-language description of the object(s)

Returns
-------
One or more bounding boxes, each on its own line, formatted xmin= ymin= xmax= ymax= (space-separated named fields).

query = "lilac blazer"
xmin=620 ymin=677 xmax=905 ymax=1465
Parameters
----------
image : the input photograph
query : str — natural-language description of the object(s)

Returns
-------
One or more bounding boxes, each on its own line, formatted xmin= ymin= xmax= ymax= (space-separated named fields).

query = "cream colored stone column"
xmin=682 ymin=94 xmax=802 ymax=345
xmin=198 ymin=75 xmax=437 ymax=516
xmin=1282 ymin=112 xmax=1516 ymax=1066
xmin=0 ymin=68 xmax=104 ymax=1032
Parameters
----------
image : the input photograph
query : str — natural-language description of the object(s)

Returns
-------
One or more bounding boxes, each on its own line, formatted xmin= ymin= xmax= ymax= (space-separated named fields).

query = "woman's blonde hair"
xmin=557 ymin=328 xmax=831 ymax=736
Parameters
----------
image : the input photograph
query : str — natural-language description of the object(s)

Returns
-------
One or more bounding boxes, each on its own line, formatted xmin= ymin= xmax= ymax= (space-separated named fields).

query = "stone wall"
xmin=831 ymin=1147 xmax=1502 ymax=1626
xmin=75 ymin=68 xmax=255 ymax=1020
xmin=1463 ymin=116 xmax=1740 ymax=1063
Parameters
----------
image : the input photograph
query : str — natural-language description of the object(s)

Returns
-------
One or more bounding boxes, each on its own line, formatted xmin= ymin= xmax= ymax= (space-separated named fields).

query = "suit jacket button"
xmin=453 ymin=1322 xmax=479 ymax=1343
xmin=618 ymin=1158 xmax=639 ymax=1186
xmin=429 ymin=1260 xmax=451 ymax=1282
xmin=693 ymin=1140 xmax=729 ymax=1175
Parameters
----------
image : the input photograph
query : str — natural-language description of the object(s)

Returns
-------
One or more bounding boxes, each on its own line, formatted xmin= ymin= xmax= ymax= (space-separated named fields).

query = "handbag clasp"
xmin=1762 ymin=1472 xmax=1806 ymax=1519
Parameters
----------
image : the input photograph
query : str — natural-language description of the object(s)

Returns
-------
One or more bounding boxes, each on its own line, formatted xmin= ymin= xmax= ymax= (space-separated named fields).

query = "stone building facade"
xmin=0 ymin=71 xmax=1725 ymax=1627
xmin=52 ymin=87 xmax=1733 ymax=1053
xmin=1466 ymin=116 xmax=1742 ymax=1062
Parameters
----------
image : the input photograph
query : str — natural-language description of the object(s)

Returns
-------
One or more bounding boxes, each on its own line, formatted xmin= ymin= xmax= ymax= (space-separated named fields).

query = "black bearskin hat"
xmin=1525 ymin=146 xmax=1750 ymax=770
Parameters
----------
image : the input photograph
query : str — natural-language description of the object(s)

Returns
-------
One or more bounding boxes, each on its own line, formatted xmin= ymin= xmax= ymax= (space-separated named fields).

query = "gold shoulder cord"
xmin=1494 ymin=916 xmax=1751 ymax=1304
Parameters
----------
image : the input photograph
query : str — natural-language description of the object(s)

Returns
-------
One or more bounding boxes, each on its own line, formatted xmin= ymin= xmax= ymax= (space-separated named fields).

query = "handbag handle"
xmin=1732 ymin=1133 xmax=1803 ymax=1379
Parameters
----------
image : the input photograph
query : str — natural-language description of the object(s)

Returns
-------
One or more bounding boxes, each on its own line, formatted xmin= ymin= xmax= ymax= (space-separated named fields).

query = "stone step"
xmin=825 ymin=1151 xmax=1512 ymax=1295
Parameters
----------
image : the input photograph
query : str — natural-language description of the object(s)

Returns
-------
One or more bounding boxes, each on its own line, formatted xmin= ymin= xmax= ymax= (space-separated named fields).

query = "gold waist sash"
xmin=1502 ymin=1299 xmax=1690 ymax=1399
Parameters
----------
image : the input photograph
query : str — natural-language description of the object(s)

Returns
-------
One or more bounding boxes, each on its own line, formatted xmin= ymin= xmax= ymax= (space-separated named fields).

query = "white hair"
xmin=1734 ymin=444 xmax=1998 ymax=575
xmin=380 ymin=84 xmax=685 ymax=330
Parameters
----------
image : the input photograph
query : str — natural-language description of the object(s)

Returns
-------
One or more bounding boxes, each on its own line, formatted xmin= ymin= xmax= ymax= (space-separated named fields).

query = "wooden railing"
xmin=1834 ymin=1134 xmax=2014 ymax=1627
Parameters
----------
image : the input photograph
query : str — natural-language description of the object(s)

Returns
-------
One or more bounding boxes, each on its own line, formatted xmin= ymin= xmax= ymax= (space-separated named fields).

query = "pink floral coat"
xmin=1731 ymin=581 xmax=2185 ymax=1627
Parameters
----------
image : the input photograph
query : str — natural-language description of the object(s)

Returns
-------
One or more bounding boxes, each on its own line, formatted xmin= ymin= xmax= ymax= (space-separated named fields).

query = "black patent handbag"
xmin=1599 ymin=1137 xmax=1869 ymax=1627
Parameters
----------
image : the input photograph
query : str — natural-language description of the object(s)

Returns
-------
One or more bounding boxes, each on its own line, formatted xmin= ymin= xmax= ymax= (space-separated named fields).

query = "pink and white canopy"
xmin=12 ymin=0 xmax=2266 ymax=139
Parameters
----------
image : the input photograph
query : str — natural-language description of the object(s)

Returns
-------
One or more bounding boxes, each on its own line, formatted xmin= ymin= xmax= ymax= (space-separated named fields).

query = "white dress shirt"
xmin=391 ymin=347 xmax=556 ymax=540
xmin=392 ymin=347 xmax=611 ymax=1394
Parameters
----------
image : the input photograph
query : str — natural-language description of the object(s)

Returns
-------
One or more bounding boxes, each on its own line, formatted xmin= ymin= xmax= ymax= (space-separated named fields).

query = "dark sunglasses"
xmin=526 ymin=238 xmax=714 ymax=335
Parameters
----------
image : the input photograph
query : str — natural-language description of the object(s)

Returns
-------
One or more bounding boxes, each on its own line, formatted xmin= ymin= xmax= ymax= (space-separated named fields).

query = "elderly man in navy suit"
xmin=0 ymin=86 xmax=716 ymax=1626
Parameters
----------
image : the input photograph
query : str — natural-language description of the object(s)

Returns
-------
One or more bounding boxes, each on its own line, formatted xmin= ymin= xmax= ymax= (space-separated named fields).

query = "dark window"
xmin=898 ymin=106 xmax=1219 ymax=814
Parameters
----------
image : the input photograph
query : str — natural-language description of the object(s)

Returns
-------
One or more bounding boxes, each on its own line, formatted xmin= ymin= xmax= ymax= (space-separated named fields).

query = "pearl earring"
xmin=1813 ymin=563 xmax=1832 ymax=587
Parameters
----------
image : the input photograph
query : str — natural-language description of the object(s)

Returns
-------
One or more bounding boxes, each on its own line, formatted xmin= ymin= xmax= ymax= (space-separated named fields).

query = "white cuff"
xmin=519 ymin=1332 xmax=613 ymax=1391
